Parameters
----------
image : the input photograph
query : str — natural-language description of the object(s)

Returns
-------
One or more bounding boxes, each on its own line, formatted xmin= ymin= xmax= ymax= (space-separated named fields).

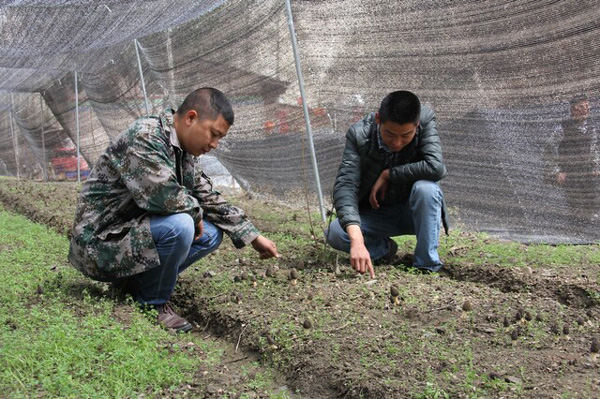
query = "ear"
xmin=375 ymin=112 xmax=380 ymax=125
xmin=185 ymin=109 xmax=198 ymax=126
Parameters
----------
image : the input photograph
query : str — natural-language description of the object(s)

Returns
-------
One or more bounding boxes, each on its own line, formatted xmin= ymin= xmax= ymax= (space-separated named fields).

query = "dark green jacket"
xmin=333 ymin=106 xmax=449 ymax=232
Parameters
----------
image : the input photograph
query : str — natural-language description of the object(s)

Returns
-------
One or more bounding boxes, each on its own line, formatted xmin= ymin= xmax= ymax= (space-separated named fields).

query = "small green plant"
xmin=415 ymin=381 xmax=450 ymax=399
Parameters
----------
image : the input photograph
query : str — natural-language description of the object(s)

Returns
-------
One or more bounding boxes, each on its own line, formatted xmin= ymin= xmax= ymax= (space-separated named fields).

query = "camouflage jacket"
xmin=68 ymin=109 xmax=259 ymax=281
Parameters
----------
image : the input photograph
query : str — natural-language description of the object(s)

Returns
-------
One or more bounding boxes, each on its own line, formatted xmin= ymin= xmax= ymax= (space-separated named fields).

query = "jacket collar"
xmin=159 ymin=108 xmax=182 ymax=151
xmin=366 ymin=114 xmax=383 ymax=159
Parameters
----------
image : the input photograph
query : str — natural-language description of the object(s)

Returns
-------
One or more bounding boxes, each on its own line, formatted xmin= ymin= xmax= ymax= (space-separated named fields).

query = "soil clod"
xmin=289 ymin=268 xmax=299 ymax=286
xmin=265 ymin=265 xmax=276 ymax=278
xmin=390 ymin=285 xmax=400 ymax=306
xmin=590 ymin=338 xmax=599 ymax=361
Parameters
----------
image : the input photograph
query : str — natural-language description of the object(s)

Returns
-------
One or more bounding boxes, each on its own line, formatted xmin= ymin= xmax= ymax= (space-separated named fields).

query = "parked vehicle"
xmin=51 ymin=147 xmax=90 ymax=180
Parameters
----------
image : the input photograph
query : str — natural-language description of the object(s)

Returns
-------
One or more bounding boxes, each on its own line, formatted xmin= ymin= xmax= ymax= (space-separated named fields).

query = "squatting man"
xmin=69 ymin=88 xmax=279 ymax=333
xmin=326 ymin=90 xmax=449 ymax=278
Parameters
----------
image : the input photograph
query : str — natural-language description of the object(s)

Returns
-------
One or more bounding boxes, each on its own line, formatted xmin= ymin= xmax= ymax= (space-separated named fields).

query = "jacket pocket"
xmin=98 ymin=224 xmax=131 ymax=241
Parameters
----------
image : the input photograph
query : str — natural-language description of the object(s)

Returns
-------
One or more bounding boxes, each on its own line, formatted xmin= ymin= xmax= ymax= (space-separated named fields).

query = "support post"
xmin=9 ymin=95 xmax=20 ymax=180
xmin=134 ymin=39 xmax=151 ymax=116
xmin=75 ymin=71 xmax=81 ymax=183
xmin=284 ymin=0 xmax=326 ymax=222
xmin=40 ymin=94 xmax=47 ymax=181
xmin=166 ymin=29 xmax=177 ymax=106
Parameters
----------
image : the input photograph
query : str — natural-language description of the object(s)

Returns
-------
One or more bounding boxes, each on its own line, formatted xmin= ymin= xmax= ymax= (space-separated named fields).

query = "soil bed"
xmin=1 ymin=178 xmax=599 ymax=398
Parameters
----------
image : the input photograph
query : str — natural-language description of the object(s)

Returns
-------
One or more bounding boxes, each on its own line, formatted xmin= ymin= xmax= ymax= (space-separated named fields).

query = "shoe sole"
xmin=175 ymin=322 xmax=193 ymax=333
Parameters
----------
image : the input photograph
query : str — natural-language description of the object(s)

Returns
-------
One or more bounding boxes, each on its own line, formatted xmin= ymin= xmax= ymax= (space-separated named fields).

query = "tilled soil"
xmin=1 ymin=178 xmax=599 ymax=398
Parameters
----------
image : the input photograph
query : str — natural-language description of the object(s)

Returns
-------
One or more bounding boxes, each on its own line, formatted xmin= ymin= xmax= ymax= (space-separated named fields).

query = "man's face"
xmin=571 ymin=100 xmax=590 ymax=122
xmin=176 ymin=110 xmax=230 ymax=156
xmin=375 ymin=113 xmax=418 ymax=152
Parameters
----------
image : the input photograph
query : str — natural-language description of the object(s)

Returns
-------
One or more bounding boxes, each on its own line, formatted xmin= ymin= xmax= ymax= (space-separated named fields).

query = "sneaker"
xmin=374 ymin=238 xmax=398 ymax=265
xmin=156 ymin=302 xmax=192 ymax=333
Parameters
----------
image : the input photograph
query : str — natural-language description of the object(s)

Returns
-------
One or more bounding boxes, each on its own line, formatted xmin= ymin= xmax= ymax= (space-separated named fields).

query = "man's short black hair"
xmin=378 ymin=90 xmax=421 ymax=124
xmin=177 ymin=87 xmax=234 ymax=125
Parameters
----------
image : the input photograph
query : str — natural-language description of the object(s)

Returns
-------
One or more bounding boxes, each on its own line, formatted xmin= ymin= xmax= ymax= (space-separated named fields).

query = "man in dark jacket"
xmin=555 ymin=95 xmax=600 ymax=225
xmin=69 ymin=88 xmax=279 ymax=332
xmin=326 ymin=90 xmax=448 ymax=278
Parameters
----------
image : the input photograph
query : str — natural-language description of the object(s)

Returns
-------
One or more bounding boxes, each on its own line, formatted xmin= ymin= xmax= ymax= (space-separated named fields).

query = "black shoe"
xmin=110 ymin=278 xmax=140 ymax=297
xmin=409 ymin=266 xmax=451 ymax=276
xmin=436 ymin=266 xmax=453 ymax=278
xmin=374 ymin=238 xmax=398 ymax=265
xmin=396 ymin=253 xmax=414 ymax=267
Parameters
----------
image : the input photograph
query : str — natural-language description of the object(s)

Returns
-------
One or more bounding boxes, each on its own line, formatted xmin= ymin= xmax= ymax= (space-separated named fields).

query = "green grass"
xmin=0 ymin=209 xmax=203 ymax=397
xmin=380 ymin=227 xmax=600 ymax=271
xmin=434 ymin=231 xmax=600 ymax=269
xmin=0 ymin=208 xmax=288 ymax=398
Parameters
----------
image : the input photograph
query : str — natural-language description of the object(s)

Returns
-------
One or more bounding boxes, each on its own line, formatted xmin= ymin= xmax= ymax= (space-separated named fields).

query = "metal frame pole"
xmin=75 ymin=71 xmax=81 ymax=183
xmin=40 ymin=94 xmax=47 ymax=181
xmin=134 ymin=39 xmax=151 ymax=116
xmin=9 ymin=95 xmax=20 ymax=180
xmin=284 ymin=0 xmax=326 ymax=222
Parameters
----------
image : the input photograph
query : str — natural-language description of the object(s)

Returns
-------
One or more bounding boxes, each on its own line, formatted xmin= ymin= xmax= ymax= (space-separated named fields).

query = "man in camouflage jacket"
xmin=69 ymin=88 xmax=278 ymax=332
xmin=326 ymin=91 xmax=448 ymax=278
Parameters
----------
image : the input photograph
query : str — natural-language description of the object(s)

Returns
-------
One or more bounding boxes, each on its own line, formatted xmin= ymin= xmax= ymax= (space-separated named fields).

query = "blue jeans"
xmin=130 ymin=213 xmax=223 ymax=305
xmin=326 ymin=180 xmax=443 ymax=271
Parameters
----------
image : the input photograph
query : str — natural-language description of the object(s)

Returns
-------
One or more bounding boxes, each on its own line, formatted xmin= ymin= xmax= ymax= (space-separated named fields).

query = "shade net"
xmin=0 ymin=0 xmax=598 ymax=243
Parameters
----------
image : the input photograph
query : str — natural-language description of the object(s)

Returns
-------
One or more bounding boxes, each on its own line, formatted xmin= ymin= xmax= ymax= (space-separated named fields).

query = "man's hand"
xmin=251 ymin=235 xmax=280 ymax=259
xmin=346 ymin=225 xmax=375 ymax=278
xmin=369 ymin=169 xmax=390 ymax=210
xmin=194 ymin=220 xmax=204 ymax=240
xmin=350 ymin=242 xmax=375 ymax=278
